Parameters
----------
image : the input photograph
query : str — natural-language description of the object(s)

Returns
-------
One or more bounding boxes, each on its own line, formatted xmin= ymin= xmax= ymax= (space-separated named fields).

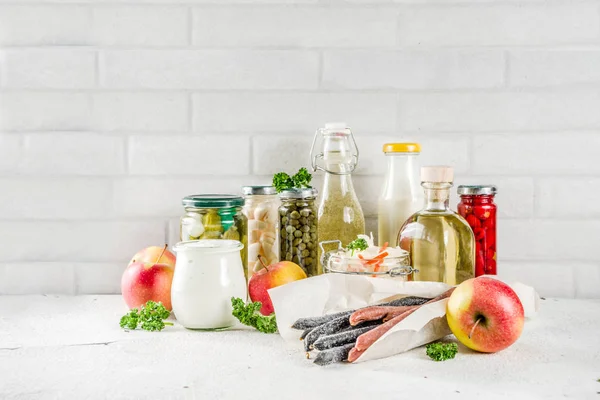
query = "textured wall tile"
xmin=193 ymin=7 xmax=397 ymax=47
xmin=193 ymin=93 xmax=397 ymax=133
xmin=22 ymin=133 xmax=125 ymax=175
xmin=101 ymin=50 xmax=319 ymax=89
xmin=92 ymin=6 xmax=188 ymax=46
xmin=128 ymin=135 xmax=251 ymax=175
xmin=399 ymin=4 xmax=600 ymax=46
xmin=1 ymin=49 xmax=96 ymax=89
xmin=323 ymin=50 xmax=504 ymax=89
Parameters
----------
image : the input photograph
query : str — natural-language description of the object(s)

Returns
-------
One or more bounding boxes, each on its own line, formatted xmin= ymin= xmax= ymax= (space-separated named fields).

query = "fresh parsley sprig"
xmin=272 ymin=167 xmax=312 ymax=193
xmin=119 ymin=301 xmax=173 ymax=332
xmin=347 ymin=238 xmax=369 ymax=256
xmin=426 ymin=342 xmax=458 ymax=361
xmin=231 ymin=297 xmax=277 ymax=334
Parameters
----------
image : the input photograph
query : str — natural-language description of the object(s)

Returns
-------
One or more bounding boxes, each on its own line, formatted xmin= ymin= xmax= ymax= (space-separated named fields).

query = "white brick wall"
xmin=0 ymin=0 xmax=598 ymax=298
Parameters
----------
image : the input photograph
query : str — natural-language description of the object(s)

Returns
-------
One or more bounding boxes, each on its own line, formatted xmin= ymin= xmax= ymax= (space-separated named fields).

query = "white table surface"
xmin=1 ymin=295 xmax=599 ymax=400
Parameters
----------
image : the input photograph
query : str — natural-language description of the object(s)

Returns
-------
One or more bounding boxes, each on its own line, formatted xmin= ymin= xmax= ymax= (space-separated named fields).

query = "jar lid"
xmin=421 ymin=166 xmax=454 ymax=183
xmin=457 ymin=185 xmax=497 ymax=196
xmin=182 ymin=194 xmax=244 ymax=208
xmin=383 ymin=143 xmax=421 ymax=154
xmin=279 ymin=188 xmax=318 ymax=199
xmin=241 ymin=186 xmax=277 ymax=196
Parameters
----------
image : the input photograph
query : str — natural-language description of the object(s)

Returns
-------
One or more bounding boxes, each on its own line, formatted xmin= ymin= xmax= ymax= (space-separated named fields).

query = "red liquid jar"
xmin=457 ymin=185 xmax=497 ymax=276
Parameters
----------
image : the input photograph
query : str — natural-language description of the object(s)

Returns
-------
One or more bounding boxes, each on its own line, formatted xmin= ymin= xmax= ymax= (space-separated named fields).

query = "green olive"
xmin=290 ymin=211 xmax=300 ymax=219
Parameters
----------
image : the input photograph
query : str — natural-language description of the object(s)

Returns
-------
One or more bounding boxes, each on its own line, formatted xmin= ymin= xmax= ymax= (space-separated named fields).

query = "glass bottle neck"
xmin=422 ymin=182 xmax=452 ymax=211
xmin=386 ymin=153 xmax=417 ymax=178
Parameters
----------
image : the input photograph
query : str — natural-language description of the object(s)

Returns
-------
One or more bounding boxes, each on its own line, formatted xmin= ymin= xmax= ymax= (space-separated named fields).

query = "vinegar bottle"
xmin=398 ymin=166 xmax=475 ymax=285
xmin=377 ymin=143 xmax=423 ymax=247
xmin=310 ymin=123 xmax=365 ymax=274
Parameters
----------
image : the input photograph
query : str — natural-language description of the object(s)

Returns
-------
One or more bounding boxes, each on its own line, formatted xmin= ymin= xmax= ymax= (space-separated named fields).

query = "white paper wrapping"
xmin=268 ymin=274 xmax=539 ymax=363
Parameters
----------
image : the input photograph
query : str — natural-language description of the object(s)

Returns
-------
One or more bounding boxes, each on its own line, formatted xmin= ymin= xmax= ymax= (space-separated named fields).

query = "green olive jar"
xmin=180 ymin=194 xmax=248 ymax=280
xmin=279 ymin=188 xmax=318 ymax=277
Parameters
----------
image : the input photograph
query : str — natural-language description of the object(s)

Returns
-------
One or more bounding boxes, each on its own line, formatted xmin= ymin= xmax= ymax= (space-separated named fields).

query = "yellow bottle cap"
xmin=383 ymin=143 xmax=421 ymax=154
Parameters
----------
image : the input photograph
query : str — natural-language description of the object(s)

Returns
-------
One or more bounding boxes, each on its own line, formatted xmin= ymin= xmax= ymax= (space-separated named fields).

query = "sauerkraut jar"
xmin=180 ymin=194 xmax=248 ymax=279
xmin=242 ymin=186 xmax=280 ymax=280
xmin=320 ymin=234 xmax=416 ymax=280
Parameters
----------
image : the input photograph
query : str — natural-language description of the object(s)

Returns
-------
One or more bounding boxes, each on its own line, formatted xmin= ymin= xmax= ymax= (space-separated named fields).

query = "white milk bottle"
xmin=377 ymin=143 xmax=423 ymax=246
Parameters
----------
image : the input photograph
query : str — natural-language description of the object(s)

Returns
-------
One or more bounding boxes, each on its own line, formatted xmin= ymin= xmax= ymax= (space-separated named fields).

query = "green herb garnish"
xmin=426 ymin=342 xmax=458 ymax=361
xmin=231 ymin=297 xmax=277 ymax=334
xmin=119 ymin=300 xmax=173 ymax=332
xmin=347 ymin=237 xmax=369 ymax=256
xmin=272 ymin=168 xmax=312 ymax=193
xmin=291 ymin=167 xmax=312 ymax=189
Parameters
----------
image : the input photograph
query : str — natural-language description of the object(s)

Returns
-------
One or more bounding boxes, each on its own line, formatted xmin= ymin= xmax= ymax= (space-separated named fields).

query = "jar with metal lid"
xmin=279 ymin=188 xmax=318 ymax=277
xmin=457 ymin=185 xmax=497 ymax=276
xmin=242 ymin=186 xmax=280 ymax=280
xmin=180 ymin=194 xmax=248 ymax=278
xmin=320 ymin=240 xmax=416 ymax=280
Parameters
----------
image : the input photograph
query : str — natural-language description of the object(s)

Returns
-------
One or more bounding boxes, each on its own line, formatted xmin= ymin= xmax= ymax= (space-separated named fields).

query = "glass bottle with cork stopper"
xmin=310 ymin=122 xmax=365 ymax=274
xmin=398 ymin=166 xmax=475 ymax=285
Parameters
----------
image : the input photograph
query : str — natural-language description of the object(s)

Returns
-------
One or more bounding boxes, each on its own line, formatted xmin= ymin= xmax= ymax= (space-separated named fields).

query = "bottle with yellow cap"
xmin=397 ymin=166 xmax=475 ymax=285
xmin=378 ymin=143 xmax=424 ymax=247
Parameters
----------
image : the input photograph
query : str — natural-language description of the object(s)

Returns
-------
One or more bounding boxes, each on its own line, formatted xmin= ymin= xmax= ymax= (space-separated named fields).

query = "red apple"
xmin=122 ymin=245 xmax=176 ymax=310
xmin=129 ymin=245 xmax=176 ymax=270
xmin=446 ymin=277 xmax=524 ymax=353
xmin=248 ymin=259 xmax=307 ymax=315
xmin=121 ymin=262 xmax=174 ymax=310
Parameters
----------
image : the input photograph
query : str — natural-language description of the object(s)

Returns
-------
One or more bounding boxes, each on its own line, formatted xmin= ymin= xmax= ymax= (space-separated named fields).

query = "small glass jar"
xmin=171 ymin=240 xmax=247 ymax=330
xmin=242 ymin=186 xmax=281 ymax=280
xmin=180 ymin=194 xmax=248 ymax=278
xmin=279 ymin=188 xmax=318 ymax=277
xmin=457 ymin=185 xmax=497 ymax=276
xmin=320 ymin=240 xmax=416 ymax=281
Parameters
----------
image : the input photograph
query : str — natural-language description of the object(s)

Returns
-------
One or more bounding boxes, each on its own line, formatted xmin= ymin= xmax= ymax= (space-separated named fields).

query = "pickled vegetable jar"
xmin=180 ymin=194 xmax=248 ymax=278
xmin=320 ymin=240 xmax=416 ymax=281
xmin=279 ymin=188 xmax=318 ymax=277
xmin=242 ymin=186 xmax=280 ymax=280
xmin=457 ymin=185 xmax=497 ymax=276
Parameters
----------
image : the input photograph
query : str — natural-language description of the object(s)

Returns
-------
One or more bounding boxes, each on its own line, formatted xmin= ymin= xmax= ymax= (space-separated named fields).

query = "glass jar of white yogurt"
xmin=171 ymin=240 xmax=247 ymax=330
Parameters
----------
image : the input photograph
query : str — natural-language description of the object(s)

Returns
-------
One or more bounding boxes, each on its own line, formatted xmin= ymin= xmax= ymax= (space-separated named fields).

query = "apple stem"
xmin=155 ymin=244 xmax=168 ymax=264
xmin=257 ymin=255 xmax=269 ymax=272
xmin=468 ymin=317 xmax=483 ymax=340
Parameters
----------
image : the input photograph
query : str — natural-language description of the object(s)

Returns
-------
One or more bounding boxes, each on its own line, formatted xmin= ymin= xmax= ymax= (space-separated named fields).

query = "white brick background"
xmin=0 ymin=0 xmax=599 ymax=299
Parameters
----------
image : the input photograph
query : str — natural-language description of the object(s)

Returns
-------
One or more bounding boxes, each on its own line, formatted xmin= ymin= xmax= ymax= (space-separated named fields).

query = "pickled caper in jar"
xmin=278 ymin=188 xmax=318 ymax=277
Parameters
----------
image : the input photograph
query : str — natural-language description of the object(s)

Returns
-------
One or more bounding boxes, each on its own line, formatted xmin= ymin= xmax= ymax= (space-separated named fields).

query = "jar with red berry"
xmin=457 ymin=185 xmax=497 ymax=277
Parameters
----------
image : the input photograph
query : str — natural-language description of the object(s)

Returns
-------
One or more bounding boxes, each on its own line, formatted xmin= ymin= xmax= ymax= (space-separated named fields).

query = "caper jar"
xmin=279 ymin=188 xmax=318 ymax=277
xmin=180 ymin=194 xmax=248 ymax=278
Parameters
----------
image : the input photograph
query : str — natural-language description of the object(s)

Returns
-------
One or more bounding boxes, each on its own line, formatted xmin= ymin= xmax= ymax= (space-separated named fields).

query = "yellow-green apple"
xmin=446 ymin=277 xmax=524 ymax=353
xmin=122 ymin=245 xmax=175 ymax=310
xmin=128 ymin=245 xmax=176 ymax=270
xmin=249 ymin=258 xmax=307 ymax=315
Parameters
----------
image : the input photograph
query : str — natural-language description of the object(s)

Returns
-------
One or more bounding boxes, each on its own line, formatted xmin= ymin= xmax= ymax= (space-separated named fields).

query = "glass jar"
xmin=398 ymin=166 xmax=475 ymax=285
xmin=320 ymin=240 xmax=416 ymax=281
xmin=378 ymin=143 xmax=423 ymax=247
xmin=279 ymin=188 xmax=318 ymax=277
xmin=242 ymin=186 xmax=280 ymax=280
xmin=457 ymin=185 xmax=497 ymax=276
xmin=310 ymin=123 xmax=365 ymax=274
xmin=171 ymin=240 xmax=247 ymax=330
xmin=180 ymin=194 xmax=247 ymax=279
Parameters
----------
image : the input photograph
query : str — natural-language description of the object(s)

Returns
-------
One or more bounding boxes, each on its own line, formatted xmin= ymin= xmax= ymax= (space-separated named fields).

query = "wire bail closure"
xmin=310 ymin=125 xmax=359 ymax=176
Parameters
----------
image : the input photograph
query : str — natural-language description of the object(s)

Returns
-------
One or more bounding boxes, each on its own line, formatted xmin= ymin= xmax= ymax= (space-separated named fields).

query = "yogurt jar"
xmin=171 ymin=240 xmax=247 ymax=330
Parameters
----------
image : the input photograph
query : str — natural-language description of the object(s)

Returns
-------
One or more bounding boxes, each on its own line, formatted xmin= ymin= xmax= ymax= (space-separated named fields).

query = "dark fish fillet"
xmin=304 ymin=316 xmax=350 ymax=352
xmin=291 ymin=297 xmax=429 ymax=331
xmin=292 ymin=310 xmax=353 ymax=330
xmin=313 ymin=343 xmax=355 ymax=366
xmin=313 ymin=322 xmax=380 ymax=351
xmin=384 ymin=296 xmax=430 ymax=307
